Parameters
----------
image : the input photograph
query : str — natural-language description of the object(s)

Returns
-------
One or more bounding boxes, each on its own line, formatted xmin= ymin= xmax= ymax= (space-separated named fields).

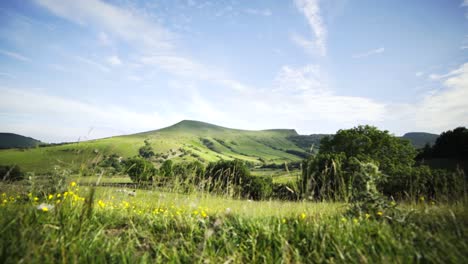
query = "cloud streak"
xmin=352 ymin=47 xmax=385 ymax=59
xmin=0 ymin=49 xmax=31 ymax=62
xmin=294 ymin=0 xmax=327 ymax=56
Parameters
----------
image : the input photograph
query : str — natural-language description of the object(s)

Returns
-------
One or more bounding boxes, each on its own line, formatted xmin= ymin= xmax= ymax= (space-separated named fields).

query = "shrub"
xmin=124 ymin=157 xmax=157 ymax=183
xmin=242 ymin=175 xmax=273 ymax=200
xmin=139 ymin=140 xmax=155 ymax=159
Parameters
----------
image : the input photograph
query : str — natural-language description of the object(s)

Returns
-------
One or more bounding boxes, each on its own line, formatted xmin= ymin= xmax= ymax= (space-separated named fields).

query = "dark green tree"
xmin=139 ymin=140 xmax=155 ymax=159
xmin=124 ymin=157 xmax=157 ymax=183
xmin=159 ymin=160 xmax=174 ymax=177
xmin=319 ymin=125 xmax=416 ymax=175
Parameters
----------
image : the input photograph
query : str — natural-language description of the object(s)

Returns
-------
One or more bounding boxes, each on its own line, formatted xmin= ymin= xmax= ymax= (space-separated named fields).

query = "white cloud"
xmin=107 ymin=55 xmax=122 ymax=66
xmin=98 ymin=32 xmax=112 ymax=46
xmin=0 ymin=88 xmax=179 ymax=142
xmin=352 ymin=47 xmax=385 ymax=59
xmin=294 ymin=0 xmax=327 ymax=56
xmin=274 ymin=64 xmax=327 ymax=93
xmin=74 ymin=56 xmax=110 ymax=72
xmin=140 ymin=55 xmax=248 ymax=92
xmin=0 ymin=49 xmax=31 ymax=62
xmin=415 ymin=71 xmax=424 ymax=77
xmin=291 ymin=33 xmax=319 ymax=56
xmin=390 ymin=63 xmax=468 ymax=133
xmin=244 ymin=8 xmax=272 ymax=16
xmin=34 ymin=0 xmax=173 ymax=49
xmin=429 ymin=66 xmax=465 ymax=80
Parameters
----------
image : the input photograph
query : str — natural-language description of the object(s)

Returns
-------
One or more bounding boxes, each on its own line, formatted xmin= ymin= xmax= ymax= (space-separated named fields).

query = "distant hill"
xmin=401 ymin=132 xmax=439 ymax=149
xmin=0 ymin=120 xmax=310 ymax=172
xmin=0 ymin=133 xmax=42 ymax=149
xmin=0 ymin=121 xmax=442 ymax=172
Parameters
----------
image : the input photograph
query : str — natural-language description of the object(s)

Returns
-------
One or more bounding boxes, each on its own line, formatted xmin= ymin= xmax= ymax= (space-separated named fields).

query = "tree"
xmin=139 ymin=140 xmax=155 ymax=159
xmin=302 ymin=125 xmax=417 ymax=200
xmin=431 ymin=127 xmax=468 ymax=159
xmin=319 ymin=125 xmax=416 ymax=175
xmin=124 ymin=157 xmax=157 ymax=183
xmin=159 ymin=160 xmax=174 ymax=177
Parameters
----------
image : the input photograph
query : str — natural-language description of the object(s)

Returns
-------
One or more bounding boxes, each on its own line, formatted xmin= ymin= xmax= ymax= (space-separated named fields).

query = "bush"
xmin=139 ymin=140 xmax=155 ymax=159
xmin=242 ymin=175 xmax=273 ymax=200
xmin=124 ymin=157 xmax=157 ymax=183
xmin=204 ymin=159 xmax=251 ymax=196
xmin=159 ymin=160 xmax=174 ymax=177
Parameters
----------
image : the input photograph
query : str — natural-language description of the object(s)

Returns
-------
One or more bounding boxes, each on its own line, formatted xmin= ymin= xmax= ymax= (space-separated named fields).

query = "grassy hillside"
xmin=401 ymin=132 xmax=438 ymax=149
xmin=0 ymin=133 xmax=42 ymax=149
xmin=0 ymin=120 xmax=308 ymax=173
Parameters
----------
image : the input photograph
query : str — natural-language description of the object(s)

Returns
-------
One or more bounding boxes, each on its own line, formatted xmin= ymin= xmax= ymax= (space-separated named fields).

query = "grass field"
xmin=0 ymin=182 xmax=467 ymax=263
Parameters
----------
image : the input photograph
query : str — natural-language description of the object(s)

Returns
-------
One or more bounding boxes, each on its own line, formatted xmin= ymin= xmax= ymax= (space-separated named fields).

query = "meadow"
xmin=0 ymin=179 xmax=467 ymax=263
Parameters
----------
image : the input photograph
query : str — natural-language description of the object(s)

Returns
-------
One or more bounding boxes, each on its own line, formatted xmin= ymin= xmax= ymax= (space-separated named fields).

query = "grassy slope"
xmin=0 ymin=120 xmax=306 ymax=172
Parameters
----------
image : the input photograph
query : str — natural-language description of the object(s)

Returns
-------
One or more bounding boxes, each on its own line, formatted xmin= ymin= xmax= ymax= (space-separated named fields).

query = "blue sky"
xmin=0 ymin=0 xmax=467 ymax=142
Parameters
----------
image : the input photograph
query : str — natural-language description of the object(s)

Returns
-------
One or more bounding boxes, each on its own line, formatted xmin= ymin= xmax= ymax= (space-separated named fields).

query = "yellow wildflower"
xmin=201 ymin=211 xmax=207 ymax=218
xmin=353 ymin=218 xmax=359 ymax=224
xmin=341 ymin=217 xmax=347 ymax=223
xmin=48 ymin=194 xmax=53 ymax=200
xmin=42 ymin=207 xmax=49 ymax=212
xmin=70 ymin=181 xmax=77 ymax=187
xmin=365 ymin=213 xmax=370 ymax=219
xmin=97 ymin=200 xmax=106 ymax=208
xmin=377 ymin=211 xmax=383 ymax=217
xmin=282 ymin=218 xmax=286 ymax=224
xmin=301 ymin=213 xmax=306 ymax=220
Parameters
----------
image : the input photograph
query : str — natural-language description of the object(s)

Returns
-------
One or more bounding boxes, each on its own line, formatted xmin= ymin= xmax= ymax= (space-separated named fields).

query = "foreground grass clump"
xmin=0 ymin=185 xmax=467 ymax=263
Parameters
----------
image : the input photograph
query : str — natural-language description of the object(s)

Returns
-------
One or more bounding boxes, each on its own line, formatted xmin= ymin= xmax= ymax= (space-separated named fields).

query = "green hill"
xmin=401 ymin=132 xmax=439 ymax=149
xmin=0 ymin=133 xmax=42 ymax=149
xmin=0 ymin=120 xmax=309 ymax=173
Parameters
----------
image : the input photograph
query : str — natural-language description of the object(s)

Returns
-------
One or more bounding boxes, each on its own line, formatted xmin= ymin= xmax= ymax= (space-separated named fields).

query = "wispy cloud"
xmin=352 ymin=47 xmax=385 ymax=59
xmin=74 ymin=56 xmax=110 ymax=72
xmin=0 ymin=72 xmax=16 ymax=79
xmin=107 ymin=55 xmax=122 ymax=66
xmin=293 ymin=0 xmax=327 ymax=56
xmin=429 ymin=66 xmax=466 ymax=80
xmin=0 ymin=87 xmax=180 ymax=142
xmin=244 ymin=8 xmax=272 ymax=16
xmin=415 ymin=71 xmax=424 ymax=77
xmin=0 ymin=49 xmax=31 ymax=62
xmin=34 ymin=0 xmax=174 ymax=49
xmin=462 ymin=0 xmax=468 ymax=18
xmin=390 ymin=63 xmax=468 ymax=133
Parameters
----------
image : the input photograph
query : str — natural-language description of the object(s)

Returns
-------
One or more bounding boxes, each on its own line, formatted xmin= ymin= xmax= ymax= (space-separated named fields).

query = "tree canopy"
xmin=319 ymin=125 xmax=416 ymax=174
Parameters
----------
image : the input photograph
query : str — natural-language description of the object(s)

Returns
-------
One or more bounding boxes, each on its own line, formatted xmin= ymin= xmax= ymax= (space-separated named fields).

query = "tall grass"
xmin=0 ymin=184 xmax=466 ymax=263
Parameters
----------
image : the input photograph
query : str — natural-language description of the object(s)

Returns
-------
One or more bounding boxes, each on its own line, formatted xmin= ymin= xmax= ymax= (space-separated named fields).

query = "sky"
xmin=0 ymin=0 xmax=467 ymax=143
